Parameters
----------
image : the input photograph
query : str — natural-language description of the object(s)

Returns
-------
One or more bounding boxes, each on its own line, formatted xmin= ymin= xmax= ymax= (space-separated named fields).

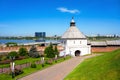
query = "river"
xmin=0 ymin=39 xmax=59 ymax=44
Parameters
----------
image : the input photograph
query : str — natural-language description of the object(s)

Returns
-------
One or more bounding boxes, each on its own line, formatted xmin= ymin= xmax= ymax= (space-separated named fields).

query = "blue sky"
xmin=0 ymin=0 xmax=120 ymax=36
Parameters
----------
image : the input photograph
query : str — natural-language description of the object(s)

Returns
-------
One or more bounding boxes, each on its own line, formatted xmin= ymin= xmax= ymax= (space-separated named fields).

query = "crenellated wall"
xmin=0 ymin=45 xmax=63 ymax=53
xmin=0 ymin=45 xmax=120 ymax=53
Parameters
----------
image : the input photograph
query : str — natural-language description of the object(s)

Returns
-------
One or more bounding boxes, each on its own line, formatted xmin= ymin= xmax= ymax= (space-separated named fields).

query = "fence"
xmin=0 ymin=55 xmax=66 ymax=74
xmin=0 ymin=61 xmax=41 ymax=74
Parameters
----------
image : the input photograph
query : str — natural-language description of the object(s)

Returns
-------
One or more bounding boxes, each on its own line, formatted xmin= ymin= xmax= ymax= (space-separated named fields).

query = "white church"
xmin=60 ymin=17 xmax=91 ymax=57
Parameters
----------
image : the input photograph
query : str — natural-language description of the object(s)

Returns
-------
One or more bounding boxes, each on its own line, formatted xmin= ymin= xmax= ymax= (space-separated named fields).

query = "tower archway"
xmin=75 ymin=50 xmax=81 ymax=56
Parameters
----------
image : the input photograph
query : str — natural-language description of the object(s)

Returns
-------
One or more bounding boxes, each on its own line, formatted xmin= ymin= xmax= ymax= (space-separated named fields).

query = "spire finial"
xmin=70 ymin=17 xmax=75 ymax=26
xmin=71 ymin=17 xmax=75 ymax=23
xmin=72 ymin=16 xmax=74 ymax=19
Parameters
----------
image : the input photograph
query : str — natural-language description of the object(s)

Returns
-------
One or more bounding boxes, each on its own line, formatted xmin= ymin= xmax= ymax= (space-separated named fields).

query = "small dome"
xmin=71 ymin=18 xmax=75 ymax=22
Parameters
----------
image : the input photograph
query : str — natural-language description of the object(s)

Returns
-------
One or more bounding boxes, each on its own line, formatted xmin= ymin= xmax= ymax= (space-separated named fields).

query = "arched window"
xmin=74 ymin=41 xmax=75 ymax=44
xmin=80 ymin=41 xmax=81 ymax=44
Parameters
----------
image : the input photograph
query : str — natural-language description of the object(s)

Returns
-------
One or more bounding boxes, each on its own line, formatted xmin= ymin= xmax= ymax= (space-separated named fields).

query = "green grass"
xmin=64 ymin=49 xmax=120 ymax=80
xmin=0 ymin=56 xmax=71 ymax=80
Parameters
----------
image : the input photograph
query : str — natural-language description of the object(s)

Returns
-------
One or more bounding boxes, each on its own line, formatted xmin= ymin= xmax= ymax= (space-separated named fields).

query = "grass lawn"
xmin=64 ymin=49 xmax=120 ymax=80
xmin=0 ymin=56 xmax=71 ymax=80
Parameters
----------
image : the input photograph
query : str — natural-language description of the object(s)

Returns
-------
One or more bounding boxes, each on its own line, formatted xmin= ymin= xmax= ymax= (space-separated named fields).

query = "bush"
xmin=44 ymin=43 xmax=55 ymax=58
xmin=19 ymin=47 xmax=28 ymax=56
xmin=45 ymin=59 xmax=53 ymax=65
xmin=14 ymin=68 xmax=24 ymax=76
xmin=31 ymin=63 xmax=37 ymax=68
xmin=29 ymin=45 xmax=40 ymax=58
xmin=6 ymin=42 xmax=17 ymax=47
xmin=10 ymin=68 xmax=23 ymax=77
xmin=0 ymin=55 xmax=7 ymax=61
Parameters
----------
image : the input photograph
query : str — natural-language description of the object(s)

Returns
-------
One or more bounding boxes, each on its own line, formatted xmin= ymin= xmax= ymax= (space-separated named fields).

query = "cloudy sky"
xmin=0 ymin=0 xmax=120 ymax=36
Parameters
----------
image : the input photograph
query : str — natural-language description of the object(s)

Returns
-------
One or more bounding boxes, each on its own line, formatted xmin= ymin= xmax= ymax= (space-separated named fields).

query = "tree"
xmin=29 ymin=45 xmax=40 ymax=58
xmin=44 ymin=43 xmax=55 ymax=58
xmin=8 ymin=51 xmax=18 ymax=59
xmin=6 ymin=42 xmax=17 ymax=47
xmin=19 ymin=47 xmax=28 ymax=56
xmin=54 ymin=45 xmax=59 ymax=57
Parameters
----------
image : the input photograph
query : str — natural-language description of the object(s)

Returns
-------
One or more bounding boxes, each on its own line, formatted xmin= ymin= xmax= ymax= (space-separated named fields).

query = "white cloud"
xmin=57 ymin=7 xmax=80 ymax=14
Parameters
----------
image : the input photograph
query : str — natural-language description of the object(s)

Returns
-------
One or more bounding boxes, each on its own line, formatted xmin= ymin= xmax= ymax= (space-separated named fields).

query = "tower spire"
xmin=70 ymin=17 xmax=75 ymax=26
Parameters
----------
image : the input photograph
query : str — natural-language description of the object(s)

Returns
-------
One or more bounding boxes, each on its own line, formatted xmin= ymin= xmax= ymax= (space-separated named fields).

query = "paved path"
xmin=18 ymin=54 xmax=99 ymax=80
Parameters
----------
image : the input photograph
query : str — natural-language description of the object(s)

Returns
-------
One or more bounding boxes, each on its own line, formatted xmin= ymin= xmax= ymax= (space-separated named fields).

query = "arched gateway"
xmin=75 ymin=50 xmax=81 ymax=56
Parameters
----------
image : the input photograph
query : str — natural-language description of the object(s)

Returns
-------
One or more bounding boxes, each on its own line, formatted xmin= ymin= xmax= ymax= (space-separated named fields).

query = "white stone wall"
xmin=65 ymin=46 xmax=91 ymax=56
xmin=60 ymin=39 xmax=91 ymax=56
xmin=60 ymin=39 xmax=91 ymax=57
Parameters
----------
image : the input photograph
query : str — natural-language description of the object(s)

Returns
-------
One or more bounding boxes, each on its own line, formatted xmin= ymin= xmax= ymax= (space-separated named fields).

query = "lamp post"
xmin=55 ymin=54 xmax=57 ymax=63
xmin=10 ymin=56 xmax=15 ymax=78
xmin=41 ymin=55 xmax=44 ymax=67
xmin=64 ymin=51 xmax=66 ymax=60
xmin=70 ymin=51 xmax=71 ymax=57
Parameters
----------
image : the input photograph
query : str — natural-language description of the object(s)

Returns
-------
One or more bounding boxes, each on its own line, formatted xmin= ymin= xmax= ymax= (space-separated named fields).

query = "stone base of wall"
xmin=91 ymin=46 xmax=120 ymax=53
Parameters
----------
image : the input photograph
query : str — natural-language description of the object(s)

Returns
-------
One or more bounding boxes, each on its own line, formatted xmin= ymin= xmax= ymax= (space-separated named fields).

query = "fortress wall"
xmin=0 ymin=45 xmax=63 ymax=53
xmin=91 ymin=46 xmax=120 ymax=53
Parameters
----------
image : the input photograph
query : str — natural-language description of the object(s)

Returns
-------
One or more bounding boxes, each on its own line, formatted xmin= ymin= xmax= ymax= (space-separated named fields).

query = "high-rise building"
xmin=35 ymin=32 xmax=46 ymax=38
xmin=35 ymin=32 xmax=46 ymax=42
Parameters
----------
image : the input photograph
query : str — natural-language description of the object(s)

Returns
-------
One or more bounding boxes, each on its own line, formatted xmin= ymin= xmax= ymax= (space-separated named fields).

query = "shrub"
xmin=31 ymin=63 xmax=37 ymax=68
xmin=44 ymin=43 xmax=55 ymax=58
xmin=19 ymin=47 xmax=28 ymax=56
xmin=0 ymin=55 xmax=7 ymax=61
xmin=14 ymin=68 xmax=24 ymax=76
xmin=45 ymin=59 xmax=53 ymax=65
xmin=6 ymin=42 xmax=17 ymax=47
xmin=29 ymin=45 xmax=40 ymax=58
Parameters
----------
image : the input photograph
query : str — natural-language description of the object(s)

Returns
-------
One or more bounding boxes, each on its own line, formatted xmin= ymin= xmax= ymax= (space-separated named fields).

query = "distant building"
xmin=35 ymin=32 xmax=46 ymax=42
xmin=35 ymin=32 xmax=46 ymax=38
xmin=91 ymin=40 xmax=120 ymax=52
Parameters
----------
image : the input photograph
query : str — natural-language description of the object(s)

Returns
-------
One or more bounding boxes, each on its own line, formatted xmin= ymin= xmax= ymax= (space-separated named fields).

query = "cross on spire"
xmin=70 ymin=17 xmax=75 ymax=26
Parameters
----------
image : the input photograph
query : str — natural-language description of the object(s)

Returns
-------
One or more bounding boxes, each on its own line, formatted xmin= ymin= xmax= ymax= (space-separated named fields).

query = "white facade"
xmin=60 ymin=18 xmax=91 ymax=57
xmin=63 ymin=39 xmax=91 ymax=56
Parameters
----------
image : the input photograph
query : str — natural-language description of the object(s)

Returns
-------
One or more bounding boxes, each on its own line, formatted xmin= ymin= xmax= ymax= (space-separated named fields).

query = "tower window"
xmin=80 ymin=41 xmax=81 ymax=44
xmin=74 ymin=41 xmax=75 ymax=44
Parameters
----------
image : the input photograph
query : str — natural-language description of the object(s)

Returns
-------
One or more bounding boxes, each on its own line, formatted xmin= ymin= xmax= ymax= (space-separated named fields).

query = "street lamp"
xmin=10 ymin=56 xmax=15 ymax=78
xmin=41 ymin=55 xmax=44 ymax=67
xmin=64 ymin=51 xmax=66 ymax=60
xmin=70 ymin=51 xmax=71 ymax=57
xmin=55 ymin=54 xmax=57 ymax=63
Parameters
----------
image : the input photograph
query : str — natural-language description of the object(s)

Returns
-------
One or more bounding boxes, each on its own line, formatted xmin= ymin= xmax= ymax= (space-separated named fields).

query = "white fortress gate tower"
xmin=60 ymin=17 xmax=91 ymax=57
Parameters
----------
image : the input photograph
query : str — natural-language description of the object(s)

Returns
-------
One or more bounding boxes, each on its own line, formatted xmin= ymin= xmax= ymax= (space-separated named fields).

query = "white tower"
xmin=61 ymin=17 xmax=91 ymax=57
